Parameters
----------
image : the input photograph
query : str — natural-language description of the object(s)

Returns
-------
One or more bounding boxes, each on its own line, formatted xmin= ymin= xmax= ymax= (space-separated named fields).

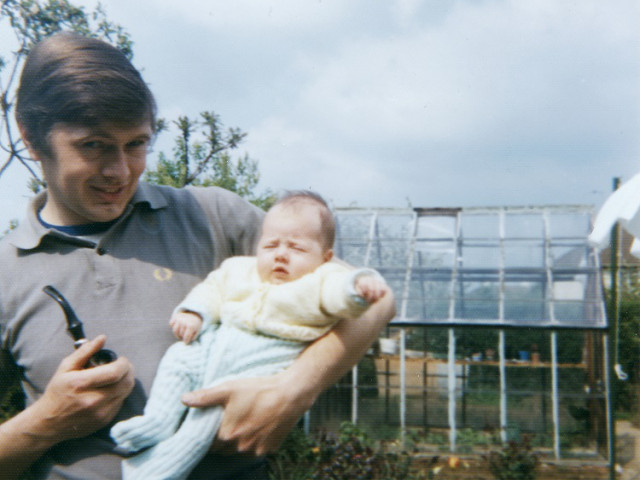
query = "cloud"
xmin=1 ymin=0 xmax=638 ymax=231
xmin=238 ymin=0 xmax=639 ymax=211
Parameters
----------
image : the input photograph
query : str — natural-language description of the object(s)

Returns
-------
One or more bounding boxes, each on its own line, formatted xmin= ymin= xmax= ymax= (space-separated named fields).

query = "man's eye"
xmin=127 ymin=139 xmax=149 ymax=149
xmin=82 ymin=141 xmax=105 ymax=149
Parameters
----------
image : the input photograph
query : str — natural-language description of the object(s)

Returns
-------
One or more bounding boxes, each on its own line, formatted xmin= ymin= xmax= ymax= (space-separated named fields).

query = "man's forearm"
xmin=284 ymin=290 xmax=396 ymax=406
xmin=181 ymin=289 xmax=395 ymax=456
xmin=0 ymin=406 xmax=56 ymax=479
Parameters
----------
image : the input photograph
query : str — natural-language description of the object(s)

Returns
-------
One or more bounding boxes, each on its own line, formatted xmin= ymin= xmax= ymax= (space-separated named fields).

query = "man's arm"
xmin=0 ymin=336 xmax=135 ymax=479
xmin=182 ymin=286 xmax=395 ymax=455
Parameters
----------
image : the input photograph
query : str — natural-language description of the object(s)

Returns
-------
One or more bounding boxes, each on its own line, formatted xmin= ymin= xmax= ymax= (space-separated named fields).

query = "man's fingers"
xmin=182 ymin=384 xmax=228 ymax=408
xmin=84 ymin=357 xmax=134 ymax=389
xmin=57 ymin=335 xmax=107 ymax=372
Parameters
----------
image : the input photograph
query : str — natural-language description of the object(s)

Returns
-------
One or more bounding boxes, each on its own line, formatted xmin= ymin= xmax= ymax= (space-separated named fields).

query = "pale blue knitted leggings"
xmin=110 ymin=324 xmax=304 ymax=480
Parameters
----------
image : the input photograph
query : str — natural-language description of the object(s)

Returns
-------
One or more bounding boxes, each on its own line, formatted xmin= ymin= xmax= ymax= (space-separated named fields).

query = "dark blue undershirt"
xmin=37 ymin=211 xmax=118 ymax=236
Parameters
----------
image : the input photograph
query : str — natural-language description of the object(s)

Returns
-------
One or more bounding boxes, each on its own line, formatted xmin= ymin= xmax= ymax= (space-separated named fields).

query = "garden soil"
xmin=407 ymin=420 xmax=640 ymax=480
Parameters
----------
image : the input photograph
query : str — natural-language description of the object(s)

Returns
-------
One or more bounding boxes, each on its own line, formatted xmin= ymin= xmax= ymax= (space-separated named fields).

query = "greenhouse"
xmin=308 ymin=204 xmax=611 ymax=464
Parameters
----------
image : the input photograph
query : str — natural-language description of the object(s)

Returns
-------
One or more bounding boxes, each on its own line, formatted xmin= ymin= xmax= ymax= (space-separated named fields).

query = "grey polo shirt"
xmin=0 ymin=182 xmax=264 ymax=479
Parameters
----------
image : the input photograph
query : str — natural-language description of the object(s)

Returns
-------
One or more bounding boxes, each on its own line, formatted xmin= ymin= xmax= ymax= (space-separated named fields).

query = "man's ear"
xmin=324 ymin=249 xmax=334 ymax=262
xmin=18 ymin=124 xmax=43 ymax=161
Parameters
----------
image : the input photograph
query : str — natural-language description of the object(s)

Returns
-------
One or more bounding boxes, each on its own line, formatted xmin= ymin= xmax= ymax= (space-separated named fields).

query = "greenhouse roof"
xmin=333 ymin=205 xmax=607 ymax=329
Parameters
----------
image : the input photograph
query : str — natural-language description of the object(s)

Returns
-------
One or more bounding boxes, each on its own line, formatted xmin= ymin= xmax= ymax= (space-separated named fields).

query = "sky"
xmin=1 ymin=0 xmax=639 ymax=230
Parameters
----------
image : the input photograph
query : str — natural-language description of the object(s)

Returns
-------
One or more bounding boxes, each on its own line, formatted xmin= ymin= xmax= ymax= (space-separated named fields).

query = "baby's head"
xmin=257 ymin=191 xmax=335 ymax=284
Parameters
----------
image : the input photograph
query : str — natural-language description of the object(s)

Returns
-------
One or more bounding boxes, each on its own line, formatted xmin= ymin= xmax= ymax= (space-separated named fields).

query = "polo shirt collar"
xmin=8 ymin=182 xmax=168 ymax=251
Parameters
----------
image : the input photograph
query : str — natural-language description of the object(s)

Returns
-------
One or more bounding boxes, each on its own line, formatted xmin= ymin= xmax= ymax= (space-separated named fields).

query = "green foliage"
xmin=144 ymin=113 xmax=276 ymax=210
xmin=607 ymin=279 xmax=640 ymax=413
xmin=268 ymin=421 xmax=429 ymax=480
xmin=485 ymin=437 xmax=538 ymax=480
xmin=0 ymin=375 xmax=24 ymax=422
xmin=0 ymin=0 xmax=133 ymax=183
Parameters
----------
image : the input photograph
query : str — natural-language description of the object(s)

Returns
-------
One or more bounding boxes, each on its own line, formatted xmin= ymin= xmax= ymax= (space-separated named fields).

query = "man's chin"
xmin=89 ymin=205 xmax=128 ymax=223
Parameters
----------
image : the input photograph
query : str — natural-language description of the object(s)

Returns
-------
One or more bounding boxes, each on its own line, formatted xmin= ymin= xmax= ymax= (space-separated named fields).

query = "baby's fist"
xmin=355 ymin=276 xmax=388 ymax=304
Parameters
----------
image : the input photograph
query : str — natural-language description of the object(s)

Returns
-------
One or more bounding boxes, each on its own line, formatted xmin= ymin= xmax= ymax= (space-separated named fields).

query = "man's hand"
xmin=180 ymin=287 xmax=395 ymax=459
xmin=0 ymin=335 xmax=135 ymax=478
xmin=181 ymin=371 xmax=302 ymax=456
xmin=28 ymin=335 xmax=134 ymax=443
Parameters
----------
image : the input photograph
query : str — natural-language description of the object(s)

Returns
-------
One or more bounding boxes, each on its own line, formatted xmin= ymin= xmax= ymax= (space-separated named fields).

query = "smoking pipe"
xmin=43 ymin=285 xmax=117 ymax=368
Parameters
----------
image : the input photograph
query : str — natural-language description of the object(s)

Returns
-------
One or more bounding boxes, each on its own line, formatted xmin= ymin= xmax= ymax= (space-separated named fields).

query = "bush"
xmin=485 ymin=436 xmax=538 ymax=480
xmin=268 ymin=421 xmax=428 ymax=480
xmin=0 ymin=377 xmax=24 ymax=423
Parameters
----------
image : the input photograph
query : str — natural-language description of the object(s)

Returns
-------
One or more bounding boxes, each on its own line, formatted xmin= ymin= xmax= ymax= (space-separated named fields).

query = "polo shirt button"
xmin=97 ymin=247 xmax=107 ymax=255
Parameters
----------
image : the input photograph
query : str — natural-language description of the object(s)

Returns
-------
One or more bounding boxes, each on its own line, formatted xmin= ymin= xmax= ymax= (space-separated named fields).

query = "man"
xmin=0 ymin=32 xmax=395 ymax=479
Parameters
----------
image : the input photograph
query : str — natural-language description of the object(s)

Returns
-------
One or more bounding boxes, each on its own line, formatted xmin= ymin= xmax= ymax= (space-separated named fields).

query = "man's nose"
xmin=101 ymin=147 xmax=130 ymax=179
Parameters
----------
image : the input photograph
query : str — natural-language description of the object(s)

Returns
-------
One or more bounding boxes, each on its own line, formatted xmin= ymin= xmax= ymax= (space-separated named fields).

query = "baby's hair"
xmin=273 ymin=190 xmax=336 ymax=250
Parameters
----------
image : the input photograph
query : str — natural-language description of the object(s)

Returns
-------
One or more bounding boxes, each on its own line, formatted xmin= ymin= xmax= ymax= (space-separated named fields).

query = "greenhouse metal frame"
xmin=314 ymin=204 xmax=611 ymax=466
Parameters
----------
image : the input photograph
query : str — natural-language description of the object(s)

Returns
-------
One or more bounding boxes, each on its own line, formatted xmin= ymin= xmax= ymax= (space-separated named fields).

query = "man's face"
xmin=256 ymin=204 xmax=333 ymax=284
xmin=34 ymin=122 xmax=152 ymax=225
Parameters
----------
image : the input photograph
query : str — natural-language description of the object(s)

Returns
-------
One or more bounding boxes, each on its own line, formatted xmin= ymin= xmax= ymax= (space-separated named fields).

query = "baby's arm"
xmin=315 ymin=266 xmax=389 ymax=321
xmin=354 ymin=275 xmax=387 ymax=304
xmin=170 ymin=311 xmax=203 ymax=344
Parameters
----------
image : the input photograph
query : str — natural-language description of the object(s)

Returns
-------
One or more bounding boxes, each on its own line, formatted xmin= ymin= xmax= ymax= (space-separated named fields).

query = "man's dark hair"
xmin=16 ymin=31 xmax=157 ymax=156
xmin=273 ymin=190 xmax=336 ymax=250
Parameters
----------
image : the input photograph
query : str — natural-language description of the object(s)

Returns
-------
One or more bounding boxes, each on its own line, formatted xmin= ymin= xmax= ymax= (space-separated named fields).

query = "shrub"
xmin=268 ymin=421 xmax=428 ymax=480
xmin=485 ymin=436 xmax=538 ymax=480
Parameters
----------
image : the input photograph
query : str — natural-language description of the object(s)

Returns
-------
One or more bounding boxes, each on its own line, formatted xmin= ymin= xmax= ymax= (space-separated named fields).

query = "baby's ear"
xmin=324 ymin=249 xmax=334 ymax=262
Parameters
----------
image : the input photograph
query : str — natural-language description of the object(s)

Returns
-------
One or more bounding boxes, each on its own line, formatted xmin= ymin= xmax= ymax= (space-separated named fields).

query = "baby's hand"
xmin=355 ymin=276 xmax=388 ymax=304
xmin=170 ymin=311 xmax=203 ymax=344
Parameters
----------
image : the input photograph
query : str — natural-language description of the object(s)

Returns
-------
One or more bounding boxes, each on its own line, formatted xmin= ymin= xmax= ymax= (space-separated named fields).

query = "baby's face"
xmin=256 ymin=203 xmax=333 ymax=284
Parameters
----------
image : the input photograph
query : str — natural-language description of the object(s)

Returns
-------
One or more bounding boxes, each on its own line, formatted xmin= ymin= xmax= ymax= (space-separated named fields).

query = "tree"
xmin=0 ymin=1 xmax=273 ymax=425
xmin=145 ymin=112 xmax=275 ymax=210
xmin=0 ymin=0 xmax=133 ymax=188
xmin=0 ymin=0 xmax=274 ymax=223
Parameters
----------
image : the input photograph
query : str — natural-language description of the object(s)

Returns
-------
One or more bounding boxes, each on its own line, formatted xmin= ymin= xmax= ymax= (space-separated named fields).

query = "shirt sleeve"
xmin=187 ymin=186 xmax=265 ymax=262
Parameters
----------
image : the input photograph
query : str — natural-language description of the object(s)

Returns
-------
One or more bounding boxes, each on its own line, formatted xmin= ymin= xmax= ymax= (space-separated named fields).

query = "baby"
xmin=110 ymin=191 xmax=388 ymax=480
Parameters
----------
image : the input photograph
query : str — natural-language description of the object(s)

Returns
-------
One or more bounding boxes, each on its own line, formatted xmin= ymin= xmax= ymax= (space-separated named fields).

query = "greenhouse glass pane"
xmin=459 ymin=244 xmax=500 ymax=269
xmin=504 ymin=212 xmax=544 ymax=238
xmin=369 ymin=238 xmax=409 ymax=268
xmin=550 ymin=244 xmax=588 ymax=269
xmin=460 ymin=213 xmax=499 ymax=239
xmin=335 ymin=213 xmax=372 ymax=239
xmin=414 ymin=244 xmax=456 ymax=269
xmin=454 ymin=281 xmax=499 ymax=320
xmin=416 ymin=215 xmax=456 ymax=239
xmin=338 ymin=243 xmax=368 ymax=266
xmin=553 ymin=301 xmax=586 ymax=324
xmin=406 ymin=277 xmax=452 ymax=321
xmin=548 ymin=212 xmax=591 ymax=238
xmin=504 ymin=241 xmax=545 ymax=268
xmin=378 ymin=214 xmax=415 ymax=240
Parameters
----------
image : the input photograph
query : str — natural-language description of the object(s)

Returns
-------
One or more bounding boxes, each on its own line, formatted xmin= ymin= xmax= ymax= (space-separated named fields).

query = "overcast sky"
xmin=1 ymin=0 xmax=639 ymax=229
